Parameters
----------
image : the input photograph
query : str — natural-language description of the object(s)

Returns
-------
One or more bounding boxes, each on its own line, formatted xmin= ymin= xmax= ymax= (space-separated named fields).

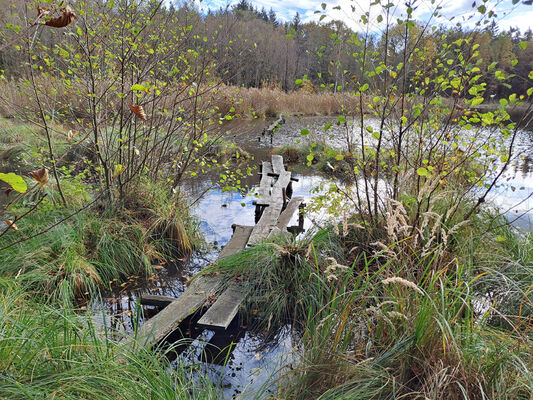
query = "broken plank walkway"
xmin=126 ymin=155 xmax=304 ymax=348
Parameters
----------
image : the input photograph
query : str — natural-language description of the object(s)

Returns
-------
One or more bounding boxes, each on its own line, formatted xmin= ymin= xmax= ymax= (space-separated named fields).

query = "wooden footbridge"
xmin=125 ymin=155 xmax=304 ymax=349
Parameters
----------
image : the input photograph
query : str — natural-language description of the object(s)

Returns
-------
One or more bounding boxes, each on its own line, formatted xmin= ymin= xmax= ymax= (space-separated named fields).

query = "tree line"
xmin=1 ymin=0 xmax=532 ymax=98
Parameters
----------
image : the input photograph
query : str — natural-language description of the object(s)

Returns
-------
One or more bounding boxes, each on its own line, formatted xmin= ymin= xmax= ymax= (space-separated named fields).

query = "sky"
xmin=196 ymin=0 xmax=533 ymax=33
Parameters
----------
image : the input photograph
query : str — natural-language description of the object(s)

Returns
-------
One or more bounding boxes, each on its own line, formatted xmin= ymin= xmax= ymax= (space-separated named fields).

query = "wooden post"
xmin=282 ymin=187 xmax=287 ymax=209
xmin=298 ymin=203 xmax=305 ymax=231
xmin=287 ymin=180 xmax=293 ymax=199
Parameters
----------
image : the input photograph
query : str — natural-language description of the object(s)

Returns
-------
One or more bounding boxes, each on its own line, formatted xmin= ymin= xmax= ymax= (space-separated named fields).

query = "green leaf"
xmin=416 ymin=167 xmax=430 ymax=177
xmin=0 ymin=173 xmax=27 ymax=193
xmin=295 ymin=79 xmax=303 ymax=85
xmin=477 ymin=5 xmax=486 ymax=13
xmin=334 ymin=154 xmax=344 ymax=161
xmin=131 ymin=84 xmax=147 ymax=92
xmin=471 ymin=97 xmax=484 ymax=106
xmin=499 ymin=98 xmax=508 ymax=106
xmin=300 ymin=128 xmax=309 ymax=136
xmin=519 ymin=41 xmax=528 ymax=51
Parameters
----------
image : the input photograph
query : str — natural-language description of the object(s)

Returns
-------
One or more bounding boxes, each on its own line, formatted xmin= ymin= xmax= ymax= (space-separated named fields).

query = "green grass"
xmin=0 ymin=286 xmax=218 ymax=399
xmin=0 ymin=175 xmax=202 ymax=306
xmin=204 ymin=211 xmax=532 ymax=399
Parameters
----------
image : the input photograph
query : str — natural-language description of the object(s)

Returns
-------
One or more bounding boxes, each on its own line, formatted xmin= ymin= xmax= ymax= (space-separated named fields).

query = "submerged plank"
xmin=197 ymin=283 xmax=243 ymax=329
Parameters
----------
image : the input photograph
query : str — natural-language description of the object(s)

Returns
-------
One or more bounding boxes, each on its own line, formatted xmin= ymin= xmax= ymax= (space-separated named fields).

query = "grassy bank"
xmin=0 ymin=285 xmax=218 ymax=399
xmin=0 ymin=116 xmax=220 ymax=398
xmin=202 ymin=205 xmax=532 ymax=399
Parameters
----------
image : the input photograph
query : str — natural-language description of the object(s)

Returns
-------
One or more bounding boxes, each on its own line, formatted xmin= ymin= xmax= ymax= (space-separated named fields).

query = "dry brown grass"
xmin=1 ymin=75 xmax=367 ymax=122
xmin=211 ymin=84 xmax=363 ymax=117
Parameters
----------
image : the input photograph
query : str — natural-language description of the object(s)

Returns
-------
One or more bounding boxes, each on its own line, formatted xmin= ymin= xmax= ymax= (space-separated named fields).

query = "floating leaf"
xmin=44 ymin=6 xmax=77 ymax=28
xmin=28 ymin=168 xmax=49 ymax=187
xmin=129 ymin=104 xmax=147 ymax=120
xmin=0 ymin=173 xmax=27 ymax=193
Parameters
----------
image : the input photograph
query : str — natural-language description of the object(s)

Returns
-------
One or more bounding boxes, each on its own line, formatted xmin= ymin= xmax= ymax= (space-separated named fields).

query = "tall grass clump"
xmin=0 ymin=286 xmax=218 ymax=399
xmin=205 ymin=207 xmax=532 ymax=399
xmin=0 ymin=176 xmax=201 ymax=305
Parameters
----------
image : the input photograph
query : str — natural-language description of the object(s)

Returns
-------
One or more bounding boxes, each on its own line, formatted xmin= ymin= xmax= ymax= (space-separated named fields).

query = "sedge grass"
xmin=0 ymin=285 xmax=218 ymax=400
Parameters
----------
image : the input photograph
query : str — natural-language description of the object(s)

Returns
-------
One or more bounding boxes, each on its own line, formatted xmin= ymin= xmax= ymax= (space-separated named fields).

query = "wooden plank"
xmin=271 ymin=154 xmax=285 ymax=174
xmin=268 ymin=226 xmax=284 ymax=238
xmin=127 ymin=275 xmax=222 ymax=347
xmin=197 ymin=283 xmax=243 ymax=329
xmin=276 ymin=196 xmax=304 ymax=229
xmin=259 ymin=162 xmax=273 ymax=187
xmin=256 ymin=162 xmax=274 ymax=204
xmin=219 ymin=225 xmax=253 ymax=259
xmin=140 ymin=294 xmax=175 ymax=307
xmin=247 ymin=225 xmax=273 ymax=245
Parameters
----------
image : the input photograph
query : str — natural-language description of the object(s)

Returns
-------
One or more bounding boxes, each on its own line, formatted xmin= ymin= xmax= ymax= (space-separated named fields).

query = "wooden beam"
xmin=276 ymin=196 xmax=304 ymax=230
xmin=140 ymin=294 xmax=175 ymax=307
xmin=197 ymin=283 xmax=243 ymax=329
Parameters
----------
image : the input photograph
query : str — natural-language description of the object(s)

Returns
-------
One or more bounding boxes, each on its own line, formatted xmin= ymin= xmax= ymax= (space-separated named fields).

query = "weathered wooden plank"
xmin=247 ymin=225 xmax=274 ymax=245
xmin=127 ymin=275 xmax=222 ymax=347
xmin=268 ymin=226 xmax=284 ymax=238
xmin=271 ymin=154 xmax=285 ymax=175
xmin=219 ymin=225 xmax=253 ymax=259
xmin=140 ymin=294 xmax=175 ymax=307
xmin=263 ymin=116 xmax=285 ymax=136
xmin=276 ymin=196 xmax=304 ymax=229
xmin=259 ymin=162 xmax=273 ymax=187
xmin=197 ymin=283 xmax=243 ymax=329
xmin=270 ymin=171 xmax=292 ymax=202
xmin=256 ymin=162 xmax=274 ymax=204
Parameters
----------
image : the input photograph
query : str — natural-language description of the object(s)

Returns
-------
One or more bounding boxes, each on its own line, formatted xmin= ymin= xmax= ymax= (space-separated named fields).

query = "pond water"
xmin=93 ymin=115 xmax=532 ymax=399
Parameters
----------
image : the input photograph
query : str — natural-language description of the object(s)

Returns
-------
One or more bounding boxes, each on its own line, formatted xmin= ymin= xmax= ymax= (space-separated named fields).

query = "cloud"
xmin=196 ymin=0 xmax=533 ymax=31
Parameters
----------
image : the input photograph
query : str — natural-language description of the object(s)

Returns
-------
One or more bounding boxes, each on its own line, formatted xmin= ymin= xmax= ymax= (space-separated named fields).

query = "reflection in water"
xmin=224 ymin=116 xmax=533 ymax=231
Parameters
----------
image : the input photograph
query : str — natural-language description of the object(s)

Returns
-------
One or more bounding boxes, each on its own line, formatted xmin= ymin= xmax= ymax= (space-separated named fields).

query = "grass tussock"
xmin=205 ymin=203 xmax=532 ymax=399
xmin=0 ymin=177 xmax=201 ymax=306
xmin=0 ymin=286 xmax=218 ymax=399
